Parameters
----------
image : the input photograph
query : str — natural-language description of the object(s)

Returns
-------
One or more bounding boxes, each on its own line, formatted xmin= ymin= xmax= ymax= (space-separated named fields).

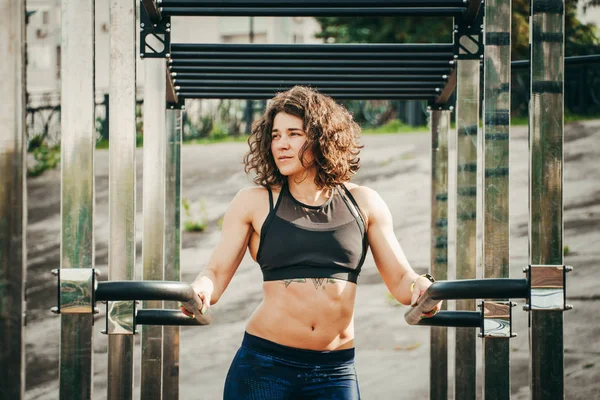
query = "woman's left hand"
xmin=410 ymin=276 xmax=443 ymax=318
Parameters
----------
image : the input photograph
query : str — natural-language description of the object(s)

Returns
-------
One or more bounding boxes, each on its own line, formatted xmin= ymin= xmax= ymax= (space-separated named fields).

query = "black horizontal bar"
xmin=532 ymin=80 xmax=562 ymax=94
xmin=177 ymin=87 xmax=440 ymax=94
xmin=97 ymin=281 xmax=212 ymax=324
xmin=96 ymin=281 xmax=195 ymax=302
xmin=171 ymin=51 xmax=454 ymax=61
xmin=175 ymin=80 xmax=445 ymax=88
xmin=162 ymin=0 xmax=465 ymax=7
xmin=160 ymin=7 xmax=466 ymax=17
xmin=406 ymin=278 xmax=529 ymax=325
xmin=172 ymin=73 xmax=450 ymax=81
xmin=512 ymin=54 xmax=600 ymax=69
xmin=136 ymin=309 xmax=205 ymax=326
xmin=532 ymin=0 xmax=564 ymax=14
xmin=427 ymin=279 xmax=529 ymax=301
xmin=170 ymin=66 xmax=454 ymax=74
xmin=169 ymin=59 xmax=453 ymax=68
xmin=178 ymin=93 xmax=436 ymax=100
xmin=416 ymin=311 xmax=481 ymax=327
xmin=171 ymin=43 xmax=454 ymax=53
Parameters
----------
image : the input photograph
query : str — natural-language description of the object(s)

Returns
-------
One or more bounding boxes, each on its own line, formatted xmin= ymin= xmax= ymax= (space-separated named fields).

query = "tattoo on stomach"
xmin=282 ymin=278 xmax=337 ymax=289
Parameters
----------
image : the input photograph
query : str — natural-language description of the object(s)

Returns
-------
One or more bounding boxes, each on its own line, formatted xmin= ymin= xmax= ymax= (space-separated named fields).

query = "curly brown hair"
xmin=244 ymin=86 xmax=363 ymax=189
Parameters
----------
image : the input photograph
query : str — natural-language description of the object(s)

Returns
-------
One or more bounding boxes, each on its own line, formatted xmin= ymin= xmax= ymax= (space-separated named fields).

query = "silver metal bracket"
xmin=479 ymin=301 xmax=517 ymax=338
xmin=453 ymin=4 xmax=484 ymax=61
xmin=140 ymin=1 xmax=171 ymax=59
xmin=102 ymin=300 xmax=137 ymax=335
xmin=524 ymin=265 xmax=573 ymax=311
xmin=427 ymin=102 xmax=455 ymax=111
xmin=51 ymin=268 xmax=98 ymax=314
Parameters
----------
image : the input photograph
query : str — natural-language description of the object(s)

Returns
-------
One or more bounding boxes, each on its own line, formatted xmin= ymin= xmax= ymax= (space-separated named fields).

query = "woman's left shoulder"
xmin=341 ymin=183 xmax=383 ymax=209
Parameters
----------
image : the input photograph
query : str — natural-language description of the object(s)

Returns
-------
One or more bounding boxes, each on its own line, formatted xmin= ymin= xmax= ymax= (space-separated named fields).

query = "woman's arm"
xmin=189 ymin=188 xmax=256 ymax=312
xmin=351 ymin=186 xmax=437 ymax=307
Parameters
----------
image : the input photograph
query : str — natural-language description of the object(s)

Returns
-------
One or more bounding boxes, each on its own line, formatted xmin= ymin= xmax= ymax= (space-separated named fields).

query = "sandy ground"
xmin=23 ymin=120 xmax=599 ymax=399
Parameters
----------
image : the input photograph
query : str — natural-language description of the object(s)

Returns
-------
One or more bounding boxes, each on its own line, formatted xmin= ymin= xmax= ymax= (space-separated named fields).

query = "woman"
xmin=182 ymin=86 xmax=441 ymax=399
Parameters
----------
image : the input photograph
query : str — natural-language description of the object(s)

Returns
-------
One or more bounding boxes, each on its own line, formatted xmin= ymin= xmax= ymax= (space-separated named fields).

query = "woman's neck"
xmin=286 ymin=177 xmax=332 ymax=207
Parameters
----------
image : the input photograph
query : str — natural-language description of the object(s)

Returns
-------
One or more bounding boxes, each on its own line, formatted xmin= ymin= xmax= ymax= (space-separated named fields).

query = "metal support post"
xmin=163 ymin=107 xmax=183 ymax=399
xmin=142 ymin=58 xmax=167 ymax=400
xmin=59 ymin=0 xmax=96 ymax=399
xmin=454 ymin=57 xmax=480 ymax=400
xmin=107 ymin=0 xmax=137 ymax=399
xmin=482 ymin=0 xmax=512 ymax=398
xmin=452 ymin=7 xmax=484 ymax=395
xmin=0 ymin=0 xmax=26 ymax=397
xmin=529 ymin=0 xmax=566 ymax=398
xmin=429 ymin=108 xmax=450 ymax=400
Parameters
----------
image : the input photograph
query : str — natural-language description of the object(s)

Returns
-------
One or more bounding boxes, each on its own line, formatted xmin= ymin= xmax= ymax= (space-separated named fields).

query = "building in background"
xmin=26 ymin=0 xmax=321 ymax=102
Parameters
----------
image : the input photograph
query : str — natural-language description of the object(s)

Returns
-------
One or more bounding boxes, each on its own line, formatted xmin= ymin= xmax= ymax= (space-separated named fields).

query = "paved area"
xmin=24 ymin=120 xmax=600 ymax=399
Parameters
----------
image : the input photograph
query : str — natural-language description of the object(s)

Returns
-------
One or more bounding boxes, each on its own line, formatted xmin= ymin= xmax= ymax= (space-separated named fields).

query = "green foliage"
xmin=564 ymin=245 xmax=571 ymax=256
xmin=315 ymin=16 xmax=452 ymax=44
xmin=184 ymin=221 xmax=207 ymax=232
xmin=362 ymin=119 xmax=428 ymax=134
xmin=28 ymin=143 xmax=60 ymax=177
xmin=182 ymin=197 xmax=208 ymax=232
xmin=315 ymin=2 xmax=600 ymax=60
xmin=28 ymin=134 xmax=45 ymax=152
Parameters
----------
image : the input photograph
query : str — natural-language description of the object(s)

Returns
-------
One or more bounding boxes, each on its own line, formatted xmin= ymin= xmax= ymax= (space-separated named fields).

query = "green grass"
xmin=362 ymin=119 xmax=429 ymax=135
xmin=184 ymin=221 xmax=207 ymax=232
xmin=184 ymin=134 xmax=248 ymax=145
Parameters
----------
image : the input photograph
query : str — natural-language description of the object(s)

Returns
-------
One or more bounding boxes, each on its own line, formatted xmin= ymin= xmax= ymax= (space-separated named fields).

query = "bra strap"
xmin=266 ymin=186 xmax=274 ymax=210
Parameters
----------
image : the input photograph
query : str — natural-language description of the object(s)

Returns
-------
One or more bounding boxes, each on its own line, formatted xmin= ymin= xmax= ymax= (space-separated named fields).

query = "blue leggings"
xmin=223 ymin=332 xmax=360 ymax=400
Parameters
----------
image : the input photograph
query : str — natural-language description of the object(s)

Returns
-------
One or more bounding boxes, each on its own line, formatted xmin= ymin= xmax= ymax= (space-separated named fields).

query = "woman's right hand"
xmin=181 ymin=276 xmax=214 ymax=318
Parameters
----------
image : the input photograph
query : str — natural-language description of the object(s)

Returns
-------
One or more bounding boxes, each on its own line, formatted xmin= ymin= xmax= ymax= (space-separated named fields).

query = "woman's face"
xmin=271 ymin=112 xmax=314 ymax=177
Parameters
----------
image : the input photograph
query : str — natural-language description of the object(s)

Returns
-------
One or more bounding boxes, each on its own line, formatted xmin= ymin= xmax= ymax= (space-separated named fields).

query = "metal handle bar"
xmin=136 ymin=309 xmax=207 ymax=326
xmin=414 ymin=311 xmax=481 ymax=327
xmin=96 ymin=281 xmax=212 ymax=325
xmin=405 ymin=278 xmax=528 ymax=326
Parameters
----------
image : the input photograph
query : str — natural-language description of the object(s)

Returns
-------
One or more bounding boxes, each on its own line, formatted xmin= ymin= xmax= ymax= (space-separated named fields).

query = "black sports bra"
xmin=256 ymin=183 xmax=367 ymax=283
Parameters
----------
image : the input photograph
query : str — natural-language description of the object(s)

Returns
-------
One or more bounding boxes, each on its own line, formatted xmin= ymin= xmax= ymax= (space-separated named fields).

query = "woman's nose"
xmin=276 ymin=136 xmax=290 ymax=149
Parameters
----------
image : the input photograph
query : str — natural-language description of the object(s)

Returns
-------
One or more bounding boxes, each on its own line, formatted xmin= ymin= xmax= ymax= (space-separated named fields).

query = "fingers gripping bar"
xmin=95 ymin=280 xmax=213 ymax=327
xmin=404 ymin=278 xmax=528 ymax=326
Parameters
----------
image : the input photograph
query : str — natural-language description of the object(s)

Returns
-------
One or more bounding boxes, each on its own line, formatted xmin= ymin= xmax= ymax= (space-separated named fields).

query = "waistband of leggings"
xmin=242 ymin=332 xmax=355 ymax=365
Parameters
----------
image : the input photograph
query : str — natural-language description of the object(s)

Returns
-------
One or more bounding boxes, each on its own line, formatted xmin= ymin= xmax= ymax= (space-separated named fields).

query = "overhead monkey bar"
xmin=176 ymin=92 xmax=440 ymax=100
xmin=154 ymin=0 xmax=469 ymax=17
xmin=160 ymin=7 xmax=466 ymax=17
xmin=170 ymin=43 xmax=455 ymax=60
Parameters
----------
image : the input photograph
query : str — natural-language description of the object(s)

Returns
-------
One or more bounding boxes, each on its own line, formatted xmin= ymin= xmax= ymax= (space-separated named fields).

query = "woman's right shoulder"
xmin=234 ymin=185 xmax=282 ymax=206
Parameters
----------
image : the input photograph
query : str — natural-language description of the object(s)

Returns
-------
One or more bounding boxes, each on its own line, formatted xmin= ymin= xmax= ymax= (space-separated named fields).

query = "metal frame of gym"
xmin=2 ymin=0 xmax=590 ymax=399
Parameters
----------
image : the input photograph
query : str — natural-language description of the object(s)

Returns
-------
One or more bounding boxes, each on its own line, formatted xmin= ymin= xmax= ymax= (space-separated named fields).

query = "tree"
xmin=315 ymin=1 xmax=600 ymax=60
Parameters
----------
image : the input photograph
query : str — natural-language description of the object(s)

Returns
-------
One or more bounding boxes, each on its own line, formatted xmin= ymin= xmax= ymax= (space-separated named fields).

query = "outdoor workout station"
xmin=3 ymin=0 xmax=600 ymax=399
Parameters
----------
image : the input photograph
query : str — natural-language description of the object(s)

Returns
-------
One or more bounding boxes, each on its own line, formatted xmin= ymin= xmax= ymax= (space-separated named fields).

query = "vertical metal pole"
xmin=142 ymin=58 xmax=167 ymax=400
xmin=454 ymin=59 xmax=480 ymax=400
xmin=529 ymin=0 xmax=565 ymax=398
xmin=59 ymin=0 xmax=96 ymax=399
xmin=429 ymin=109 xmax=450 ymax=400
xmin=482 ymin=0 xmax=511 ymax=399
xmin=0 ymin=0 xmax=26 ymax=397
xmin=162 ymin=108 xmax=183 ymax=399
xmin=107 ymin=0 xmax=137 ymax=399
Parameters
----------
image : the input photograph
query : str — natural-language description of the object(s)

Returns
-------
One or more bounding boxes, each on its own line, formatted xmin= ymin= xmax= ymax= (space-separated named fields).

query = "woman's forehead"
xmin=273 ymin=112 xmax=304 ymax=130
